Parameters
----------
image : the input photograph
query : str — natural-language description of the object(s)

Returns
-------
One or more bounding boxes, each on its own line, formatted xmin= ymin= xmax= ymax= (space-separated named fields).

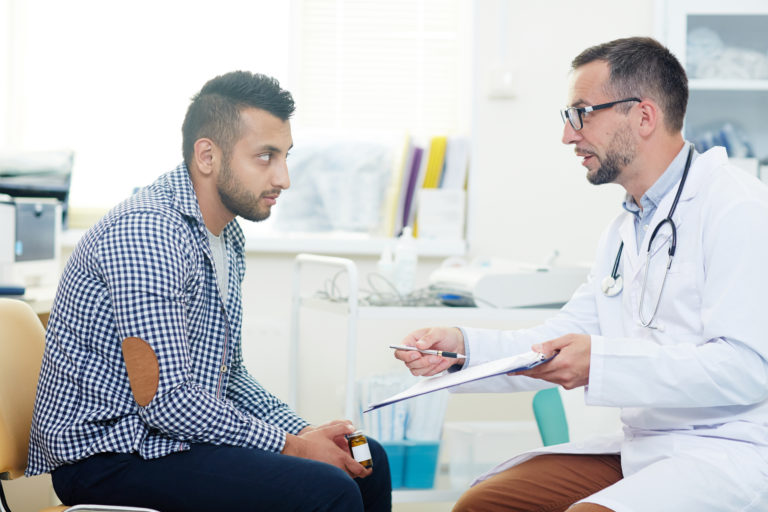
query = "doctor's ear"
xmin=636 ymin=100 xmax=660 ymax=137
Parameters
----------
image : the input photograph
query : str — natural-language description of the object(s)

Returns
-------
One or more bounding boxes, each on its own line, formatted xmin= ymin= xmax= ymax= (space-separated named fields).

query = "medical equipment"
xmin=601 ymin=143 xmax=695 ymax=328
xmin=0 ymin=150 xmax=73 ymax=226
xmin=0 ymin=197 xmax=62 ymax=289
xmin=430 ymin=258 xmax=589 ymax=308
xmin=0 ymin=198 xmax=15 ymax=286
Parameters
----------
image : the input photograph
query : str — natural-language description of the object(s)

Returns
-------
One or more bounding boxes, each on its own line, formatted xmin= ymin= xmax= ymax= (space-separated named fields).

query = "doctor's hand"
xmin=394 ymin=326 xmax=465 ymax=377
xmin=514 ymin=333 xmax=591 ymax=390
xmin=284 ymin=421 xmax=372 ymax=479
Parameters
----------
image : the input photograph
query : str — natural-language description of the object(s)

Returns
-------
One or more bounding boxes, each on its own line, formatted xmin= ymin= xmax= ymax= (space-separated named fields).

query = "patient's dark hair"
xmin=182 ymin=71 xmax=295 ymax=166
xmin=572 ymin=37 xmax=688 ymax=133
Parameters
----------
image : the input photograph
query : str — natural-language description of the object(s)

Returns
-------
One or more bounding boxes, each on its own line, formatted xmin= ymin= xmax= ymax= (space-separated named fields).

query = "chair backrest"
xmin=0 ymin=299 xmax=45 ymax=480
xmin=532 ymin=388 xmax=570 ymax=446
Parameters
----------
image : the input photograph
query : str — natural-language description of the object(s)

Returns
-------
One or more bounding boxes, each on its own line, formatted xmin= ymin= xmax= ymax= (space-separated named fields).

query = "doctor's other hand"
xmin=514 ymin=333 xmax=591 ymax=390
xmin=394 ymin=326 xmax=464 ymax=377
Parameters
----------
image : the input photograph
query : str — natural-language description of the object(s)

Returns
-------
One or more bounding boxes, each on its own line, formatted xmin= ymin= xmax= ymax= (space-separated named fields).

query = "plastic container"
xmin=393 ymin=227 xmax=418 ymax=295
xmin=381 ymin=440 xmax=440 ymax=489
xmin=381 ymin=442 xmax=405 ymax=488
xmin=376 ymin=244 xmax=395 ymax=286
xmin=403 ymin=441 xmax=440 ymax=488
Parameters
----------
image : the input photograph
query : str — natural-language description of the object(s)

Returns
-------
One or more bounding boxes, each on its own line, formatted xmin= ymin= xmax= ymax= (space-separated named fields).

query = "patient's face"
xmin=216 ymin=107 xmax=293 ymax=222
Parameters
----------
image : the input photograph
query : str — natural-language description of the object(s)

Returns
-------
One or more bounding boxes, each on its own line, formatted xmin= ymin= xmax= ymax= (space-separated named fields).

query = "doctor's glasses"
xmin=560 ymin=97 xmax=641 ymax=131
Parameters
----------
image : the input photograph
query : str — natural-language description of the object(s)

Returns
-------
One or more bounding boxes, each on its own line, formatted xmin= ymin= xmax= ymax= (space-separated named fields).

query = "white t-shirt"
xmin=206 ymin=228 xmax=229 ymax=302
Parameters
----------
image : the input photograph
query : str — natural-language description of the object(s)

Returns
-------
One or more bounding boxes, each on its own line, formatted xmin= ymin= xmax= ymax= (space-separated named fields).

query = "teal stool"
xmin=532 ymin=388 xmax=569 ymax=446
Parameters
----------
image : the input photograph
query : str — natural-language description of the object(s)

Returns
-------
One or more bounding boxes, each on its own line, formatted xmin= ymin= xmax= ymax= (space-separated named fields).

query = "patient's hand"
xmin=284 ymin=421 xmax=372 ymax=478
xmin=299 ymin=420 xmax=353 ymax=452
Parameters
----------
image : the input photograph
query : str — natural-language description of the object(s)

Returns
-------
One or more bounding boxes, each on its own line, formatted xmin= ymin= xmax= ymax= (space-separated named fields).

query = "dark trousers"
xmin=51 ymin=438 xmax=391 ymax=512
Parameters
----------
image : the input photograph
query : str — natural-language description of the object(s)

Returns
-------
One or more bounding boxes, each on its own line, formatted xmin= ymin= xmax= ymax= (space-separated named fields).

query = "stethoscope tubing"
xmin=604 ymin=143 xmax=695 ymax=328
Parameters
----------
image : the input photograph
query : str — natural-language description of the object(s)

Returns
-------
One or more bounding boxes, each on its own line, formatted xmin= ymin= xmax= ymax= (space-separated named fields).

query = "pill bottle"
xmin=345 ymin=430 xmax=373 ymax=468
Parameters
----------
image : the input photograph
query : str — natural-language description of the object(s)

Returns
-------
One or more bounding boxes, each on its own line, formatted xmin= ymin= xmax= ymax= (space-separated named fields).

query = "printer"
xmin=0 ymin=151 xmax=71 ymax=290
xmin=0 ymin=195 xmax=62 ymax=290
xmin=429 ymin=257 xmax=589 ymax=308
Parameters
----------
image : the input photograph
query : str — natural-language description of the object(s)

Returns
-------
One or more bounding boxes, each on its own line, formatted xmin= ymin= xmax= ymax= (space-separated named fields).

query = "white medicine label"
xmin=352 ymin=443 xmax=372 ymax=462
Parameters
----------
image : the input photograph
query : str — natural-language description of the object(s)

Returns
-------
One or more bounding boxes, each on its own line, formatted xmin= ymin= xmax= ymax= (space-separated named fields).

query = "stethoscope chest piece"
xmin=601 ymin=274 xmax=623 ymax=296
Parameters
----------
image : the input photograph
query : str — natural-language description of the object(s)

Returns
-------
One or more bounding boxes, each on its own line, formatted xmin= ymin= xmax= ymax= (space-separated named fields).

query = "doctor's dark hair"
xmin=572 ymin=37 xmax=688 ymax=133
xmin=182 ymin=71 xmax=295 ymax=167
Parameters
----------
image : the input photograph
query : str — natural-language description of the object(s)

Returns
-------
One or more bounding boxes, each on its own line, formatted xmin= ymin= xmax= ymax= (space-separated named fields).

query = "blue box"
xmin=381 ymin=441 xmax=440 ymax=489
xmin=404 ymin=441 xmax=440 ymax=488
xmin=381 ymin=442 xmax=405 ymax=488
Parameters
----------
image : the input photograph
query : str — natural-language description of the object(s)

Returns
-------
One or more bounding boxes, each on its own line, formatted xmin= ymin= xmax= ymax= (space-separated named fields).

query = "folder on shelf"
xmin=411 ymin=136 xmax=447 ymax=236
xmin=381 ymin=135 xmax=415 ymax=236
xmin=421 ymin=136 xmax=448 ymax=189
xmin=364 ymin=350 xmax=554 ymax=412
xmin=439 ymin=136 xmax=470 ymax=190
xmin=401 ymin=146 xmax=424 ymax=231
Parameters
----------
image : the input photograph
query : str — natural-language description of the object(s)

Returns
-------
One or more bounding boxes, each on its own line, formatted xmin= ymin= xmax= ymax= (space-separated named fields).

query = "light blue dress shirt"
xmin=621 ymin=143 xmax=697 ymax=253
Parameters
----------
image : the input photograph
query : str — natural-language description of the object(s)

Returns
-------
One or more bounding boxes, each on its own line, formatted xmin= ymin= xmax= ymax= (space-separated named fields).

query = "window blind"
xmin=293 ymin=0 xmax=469 ymax=135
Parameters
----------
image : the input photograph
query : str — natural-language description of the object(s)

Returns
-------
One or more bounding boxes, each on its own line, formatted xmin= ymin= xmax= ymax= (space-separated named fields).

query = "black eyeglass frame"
xmin=560 ymin=97 xmax=642 ymax=131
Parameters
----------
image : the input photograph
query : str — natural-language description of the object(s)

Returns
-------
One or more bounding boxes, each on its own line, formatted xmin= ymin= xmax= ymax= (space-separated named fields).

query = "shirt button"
xmin=643 ymin=224 xmax=649 ymax=231
xmin=220 ymin=364 xmax=228 ymax=373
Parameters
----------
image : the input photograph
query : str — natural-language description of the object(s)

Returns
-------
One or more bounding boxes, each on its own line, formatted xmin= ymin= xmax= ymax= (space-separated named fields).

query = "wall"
xmin=468 ymin=1 xmax=654 ymax=265
xmin=241 ymin=0 xmax=656 ymax=426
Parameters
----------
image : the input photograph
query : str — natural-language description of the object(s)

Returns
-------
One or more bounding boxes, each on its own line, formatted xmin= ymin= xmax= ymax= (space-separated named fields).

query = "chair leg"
xmin=0 ymin=481 xmax=12 ymax=512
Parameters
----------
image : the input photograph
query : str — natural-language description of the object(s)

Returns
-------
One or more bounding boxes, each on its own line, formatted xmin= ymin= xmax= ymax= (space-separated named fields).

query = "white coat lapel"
xmin=617 ymin=213 xmax=641 ymax=281
xmin=641 ymin=146 xmax=710 ymax=261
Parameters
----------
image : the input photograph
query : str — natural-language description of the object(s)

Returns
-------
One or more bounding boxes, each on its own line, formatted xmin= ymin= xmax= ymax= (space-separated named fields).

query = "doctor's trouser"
xmin=453 ymin=436 xmax=768 ymax=512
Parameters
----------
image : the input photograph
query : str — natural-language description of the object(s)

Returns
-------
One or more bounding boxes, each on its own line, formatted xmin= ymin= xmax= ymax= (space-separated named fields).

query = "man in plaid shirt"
xmin=26 ymin=71 xmax=391 ymax=511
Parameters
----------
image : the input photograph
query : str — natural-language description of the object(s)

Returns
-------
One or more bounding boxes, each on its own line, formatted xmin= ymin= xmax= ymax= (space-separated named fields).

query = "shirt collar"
xmin=165 ymin=163 xmax=245 ymax=252
xmin=622 ymin=143 xmax=692 ymax=215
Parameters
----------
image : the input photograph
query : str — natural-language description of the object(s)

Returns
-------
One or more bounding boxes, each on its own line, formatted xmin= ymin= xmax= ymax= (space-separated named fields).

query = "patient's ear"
xmin=122 ymin=337 xmax=159 ymax=407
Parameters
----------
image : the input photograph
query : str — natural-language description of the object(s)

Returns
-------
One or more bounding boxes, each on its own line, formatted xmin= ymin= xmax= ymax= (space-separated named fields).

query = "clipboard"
xmin=364 ymin=350 xmax=555 ymax=412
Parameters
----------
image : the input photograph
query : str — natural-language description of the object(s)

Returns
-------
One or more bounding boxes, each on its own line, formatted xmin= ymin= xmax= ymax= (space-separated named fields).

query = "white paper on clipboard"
xmin=364 ymin=350 xmax=554 ymax=412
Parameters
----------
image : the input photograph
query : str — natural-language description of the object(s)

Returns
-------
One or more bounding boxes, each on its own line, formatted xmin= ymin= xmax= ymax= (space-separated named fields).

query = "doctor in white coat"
xmin=396 ymin=37 xmax=768 ymax=512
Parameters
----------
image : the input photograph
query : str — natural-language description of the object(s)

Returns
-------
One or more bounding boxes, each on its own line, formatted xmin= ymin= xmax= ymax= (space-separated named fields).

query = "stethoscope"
xmin=601 ymin=143 xmax=695 ymax=328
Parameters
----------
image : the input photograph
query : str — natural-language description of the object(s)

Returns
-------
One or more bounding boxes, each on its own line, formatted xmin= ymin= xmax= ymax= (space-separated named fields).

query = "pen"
xmin=389 ymin=344 xmax=466 ymax=359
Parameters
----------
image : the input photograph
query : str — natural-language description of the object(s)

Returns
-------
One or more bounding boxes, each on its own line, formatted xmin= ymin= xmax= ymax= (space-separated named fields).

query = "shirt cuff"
xmin=584 ymin=334 xmax=605 ymax=405
xmin=446 ymin=327 xmax=470 ymax=373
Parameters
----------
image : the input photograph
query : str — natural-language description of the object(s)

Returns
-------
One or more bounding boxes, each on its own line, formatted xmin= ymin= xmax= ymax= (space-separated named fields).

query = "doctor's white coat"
xmin=457 ymin=147 xmax=768 ymax=511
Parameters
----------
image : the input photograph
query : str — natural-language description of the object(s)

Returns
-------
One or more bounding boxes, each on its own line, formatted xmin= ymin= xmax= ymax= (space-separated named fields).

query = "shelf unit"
xmin=288 ymin=254 xmax=555 ymax=504
xmin=658 ymin=0 xmax=768 ymax=164
xmin=61 ymin=228 xmax=467 ymax=257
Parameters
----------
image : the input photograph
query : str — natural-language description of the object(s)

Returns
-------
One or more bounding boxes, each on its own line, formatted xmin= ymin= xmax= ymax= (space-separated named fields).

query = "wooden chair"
xmin=0 ymin=298 xmax=158 ymax=512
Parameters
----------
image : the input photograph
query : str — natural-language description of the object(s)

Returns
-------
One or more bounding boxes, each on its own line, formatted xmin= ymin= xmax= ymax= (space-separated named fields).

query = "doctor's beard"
xmin=586 ymin=124 xmax=637 ymax=186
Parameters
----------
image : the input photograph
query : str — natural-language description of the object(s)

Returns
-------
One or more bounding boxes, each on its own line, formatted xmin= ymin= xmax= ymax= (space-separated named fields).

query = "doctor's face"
xmin=217 ymin=107 xmax=292 ymax=222
xmin=561 ymin=61 xmax=638 ymax=186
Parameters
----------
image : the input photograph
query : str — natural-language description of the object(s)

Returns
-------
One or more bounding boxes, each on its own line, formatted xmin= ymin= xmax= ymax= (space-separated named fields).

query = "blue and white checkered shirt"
xmin=26 ymin=163 xmax=308 ymax=476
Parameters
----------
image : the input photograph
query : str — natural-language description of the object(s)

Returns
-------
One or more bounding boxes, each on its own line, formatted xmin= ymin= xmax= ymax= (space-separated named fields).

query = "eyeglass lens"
xmin=561 ymin=108 xmax=581 ymax=131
